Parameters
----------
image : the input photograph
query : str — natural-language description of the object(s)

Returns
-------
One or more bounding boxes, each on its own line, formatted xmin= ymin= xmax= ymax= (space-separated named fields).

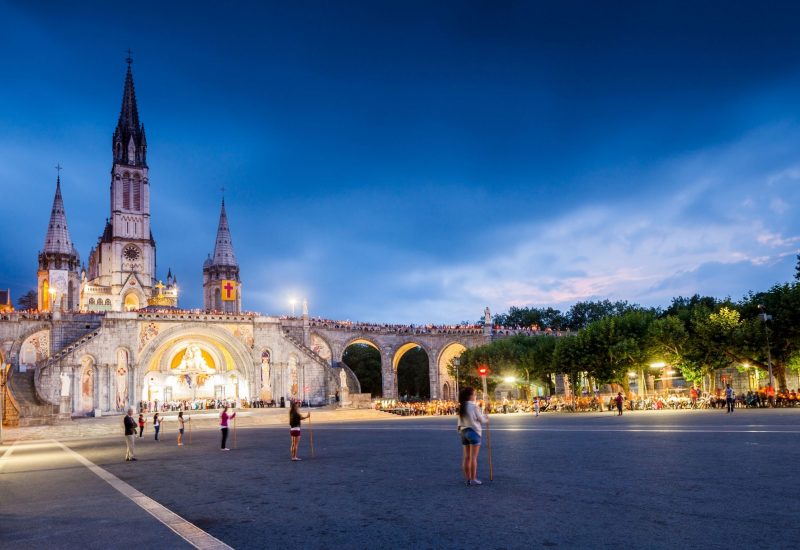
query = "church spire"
xmin=211 ymin=198 xmax=238 ymax=266
xmin=43 ymin=171 xmax=75 ymax=255
xmin=113 ymin=52 xmax=147 ymax=166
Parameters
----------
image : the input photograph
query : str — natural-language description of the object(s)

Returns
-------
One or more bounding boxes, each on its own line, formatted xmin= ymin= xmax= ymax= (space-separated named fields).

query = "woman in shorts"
xmin=457 ymin=386 xmax=489 ymax=486
xmin=289 ymin=400 xmax=310 ymax=461
xmin=177 ymin=411 xmax=186 ymax=446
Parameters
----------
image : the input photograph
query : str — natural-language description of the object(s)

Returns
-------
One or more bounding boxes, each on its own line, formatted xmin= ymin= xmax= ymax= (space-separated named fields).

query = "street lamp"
xmin=649 ymin=362 xmax=666 ymax=395
xmin=289 ymin=297 xmax=297 ymax=317
xmin=757 ymin=305 xmax=774 ymax=391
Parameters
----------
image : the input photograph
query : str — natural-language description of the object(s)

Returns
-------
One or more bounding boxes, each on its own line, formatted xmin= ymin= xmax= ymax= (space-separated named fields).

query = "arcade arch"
xmin=438 ymin=343 xmax=467 ymax=401
xmin=342 ymin=342 xmax=382 ymax=397
xmin=394 ymin=343 xmax=431 ymax=400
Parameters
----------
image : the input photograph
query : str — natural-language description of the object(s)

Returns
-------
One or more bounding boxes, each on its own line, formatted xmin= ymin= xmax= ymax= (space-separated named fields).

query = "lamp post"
xmin=757 ymin=305 xmax=774 ymax=391
xmin=453 ymin=357 xmax=460 ymax=400
xmin=649 ymin=362 xmax=666 ymax=396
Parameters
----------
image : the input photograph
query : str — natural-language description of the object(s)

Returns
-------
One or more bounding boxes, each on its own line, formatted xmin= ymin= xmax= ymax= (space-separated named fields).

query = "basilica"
xmin=0 ymin=60 xmax=482 ymax=425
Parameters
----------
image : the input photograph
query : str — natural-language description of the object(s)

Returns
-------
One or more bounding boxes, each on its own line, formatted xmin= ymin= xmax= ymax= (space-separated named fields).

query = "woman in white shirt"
xmin=457 ymin=387 xmax=489 ymax=486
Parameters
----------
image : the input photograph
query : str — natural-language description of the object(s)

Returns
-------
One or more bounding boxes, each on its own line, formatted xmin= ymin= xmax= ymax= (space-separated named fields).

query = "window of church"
xmin=133 ymin=178 xmax=141 ymax=210
xmin=105 ymin=299 xmax=111 ymax=306
xmin=123 ymin=177 xmax=130 ymax=209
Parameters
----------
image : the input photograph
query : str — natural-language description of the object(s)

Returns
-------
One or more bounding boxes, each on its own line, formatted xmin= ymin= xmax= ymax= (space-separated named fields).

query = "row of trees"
xmin=456 ymin=279 xmax=800 ymax=395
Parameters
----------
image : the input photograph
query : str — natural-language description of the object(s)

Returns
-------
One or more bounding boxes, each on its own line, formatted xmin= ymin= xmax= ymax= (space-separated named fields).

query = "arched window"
xmin=88 ymin=298 xmax=95 ymax=305
xmin=133 ymin=176 xmax=141 ymax=210
xmin=105 ymin=298 xmax=112 ymax=306
xmin=122 ymin=174 xmax=131 ymax=209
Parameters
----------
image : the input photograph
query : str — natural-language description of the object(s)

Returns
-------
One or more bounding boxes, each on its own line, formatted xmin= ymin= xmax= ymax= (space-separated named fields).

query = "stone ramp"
xmin=7 ymin=370 xmax=57 ymax=425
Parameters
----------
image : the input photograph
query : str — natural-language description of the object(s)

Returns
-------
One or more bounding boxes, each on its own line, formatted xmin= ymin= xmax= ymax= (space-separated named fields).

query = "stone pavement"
xmin=3 ymin=409 xmax=800 ymax=549
xmin=1 ymin=407 xmax=397 ymax=442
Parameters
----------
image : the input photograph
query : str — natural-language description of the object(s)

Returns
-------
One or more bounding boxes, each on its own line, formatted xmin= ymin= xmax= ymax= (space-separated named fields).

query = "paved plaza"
xmin=2 ymin=409 xmax=800 ymax=549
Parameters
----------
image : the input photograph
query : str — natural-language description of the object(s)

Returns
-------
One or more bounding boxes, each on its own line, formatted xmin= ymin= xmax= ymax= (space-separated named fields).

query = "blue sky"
xmin=1 ymin=1 xmax=799 ymax=323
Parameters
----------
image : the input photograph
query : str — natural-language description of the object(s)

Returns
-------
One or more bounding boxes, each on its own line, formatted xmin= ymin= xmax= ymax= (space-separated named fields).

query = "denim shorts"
xmin=460 ymin=427 xmax=481 ymax=446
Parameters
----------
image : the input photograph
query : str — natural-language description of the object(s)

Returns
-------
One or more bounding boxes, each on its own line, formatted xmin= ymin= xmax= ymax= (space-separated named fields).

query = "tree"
xmin=566 ymin=299 xmax=635 ymax=330
xmin=397 ymin=347 xmax=430 ymax=399
xmin=342 ymin=344 xmax=382 ymax=397
xmin=493 ymin=306 xmax=567 ymax=330
xmin=16 ymin=290 xmax=36 ymax=311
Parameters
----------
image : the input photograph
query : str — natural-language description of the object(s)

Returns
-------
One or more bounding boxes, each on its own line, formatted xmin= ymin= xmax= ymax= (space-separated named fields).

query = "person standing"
xmin=138 ymin=413 xmax=145 ymax=438
xmin=457 ymin=386 xmax=489 ymax=486
xmin=177 ymin=411 xmax=187 ymax=446
xmin=220 ymin=405 xmax=236 ymax=450
xmin=725 ymin=384 xmax=735 ymax=413
xmin=153 ymin=412 xmax=161 ymax=441
xmin=615 ymin=392 xmax=624 ymax=416
xmin=289 ymin=400 xmax=310 ymax=461
xmin=124 ymin=408 xmax=138 ymax=462
xmin=533 ymin=396 xmax=540 ymax=417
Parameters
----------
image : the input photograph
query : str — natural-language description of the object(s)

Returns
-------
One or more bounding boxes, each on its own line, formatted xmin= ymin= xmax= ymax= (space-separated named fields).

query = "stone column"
xmin=381 ymin=350 xmax=396 ymax=399
xmin=428 ymin=350 xmax=440 ymax=400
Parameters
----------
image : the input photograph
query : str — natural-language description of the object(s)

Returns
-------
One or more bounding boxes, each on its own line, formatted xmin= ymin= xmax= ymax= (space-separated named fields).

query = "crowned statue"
xmin=174 ymin=344 xmax=215 ymax=373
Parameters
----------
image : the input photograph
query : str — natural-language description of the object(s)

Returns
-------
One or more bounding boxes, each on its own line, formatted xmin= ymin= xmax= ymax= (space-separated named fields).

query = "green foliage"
xmin=342 ymin=344 xmax=382 ymax=397
xmin=16 ymin=290 xmax=36 ymax=311
xmin=397 ymin=347 xmax=430 ymax=399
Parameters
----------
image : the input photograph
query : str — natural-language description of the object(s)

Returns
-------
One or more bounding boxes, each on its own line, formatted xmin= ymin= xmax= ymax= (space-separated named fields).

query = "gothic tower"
xmin=38 ymin=174 xmax=81 ymax=311
xmin=203 ymin=199 xmax=241 ymax=313
xmin=85 ymin=57 xmax=157 ymax=311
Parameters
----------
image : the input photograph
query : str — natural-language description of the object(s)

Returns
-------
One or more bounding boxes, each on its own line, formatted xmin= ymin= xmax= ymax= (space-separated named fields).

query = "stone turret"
xmin=38 ymin=175 xmax=81 ymax=311
xmin=203 ymin=198 xmax=241 ymax=313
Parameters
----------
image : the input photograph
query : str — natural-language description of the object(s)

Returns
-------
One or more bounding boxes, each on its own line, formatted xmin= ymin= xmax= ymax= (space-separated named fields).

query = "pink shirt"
xmin=220 ymin=411 xmax=236 ymax=427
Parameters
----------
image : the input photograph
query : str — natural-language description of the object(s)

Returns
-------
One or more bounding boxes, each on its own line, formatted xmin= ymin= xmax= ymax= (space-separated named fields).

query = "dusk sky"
xmin=2 ymin=1 xmax=799 ymax=324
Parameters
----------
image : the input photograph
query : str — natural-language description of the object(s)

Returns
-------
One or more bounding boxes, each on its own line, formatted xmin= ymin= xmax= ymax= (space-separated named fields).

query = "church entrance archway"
xmin=394 ymin=343 xmax=430 ymax=400
xmin=124 ymin=292 xmax=140 ymax=311
xmin=342 ymin=342 xmax=382 ymax=397
xmin=137 ymin=325 xmax=255 ymax=409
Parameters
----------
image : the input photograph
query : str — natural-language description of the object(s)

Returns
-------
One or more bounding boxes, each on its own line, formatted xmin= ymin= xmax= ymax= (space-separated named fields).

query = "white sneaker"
xmin=221 ymin=448 xmax=230 ymax=451
xmin=471 ymin=479 xmax=482 ymax=485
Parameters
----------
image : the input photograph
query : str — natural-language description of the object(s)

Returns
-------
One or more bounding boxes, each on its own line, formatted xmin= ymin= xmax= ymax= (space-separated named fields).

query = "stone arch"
xmin=437 ymin=341 xmax=467 ymax=396
xmin=123 ymin=291 xmax=143 ymax=311
xmin=392 ymin=341 xmax=434 ymax=400
xmin=308 ymin=331 xmax=333 ymax=364
xmin=137 ymin=323 xmax=258 ymax=403
xmin=15 ymin=327 xmax=51 ymax=372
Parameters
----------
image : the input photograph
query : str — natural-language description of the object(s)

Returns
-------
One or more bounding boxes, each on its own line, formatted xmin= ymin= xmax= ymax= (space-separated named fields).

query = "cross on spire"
xmin=55 ymin=163 xmax=63 ymax=177
xmin=126 ymin=48 xmax=133 ymax=66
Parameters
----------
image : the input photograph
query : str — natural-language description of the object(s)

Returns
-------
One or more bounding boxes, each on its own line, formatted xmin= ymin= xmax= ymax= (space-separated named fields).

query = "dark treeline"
xmin=457 ymin=259 xmax=800 ymax=395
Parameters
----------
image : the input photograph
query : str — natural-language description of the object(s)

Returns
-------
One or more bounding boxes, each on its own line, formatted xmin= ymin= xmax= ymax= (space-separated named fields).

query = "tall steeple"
xmin=203 ymin=197 xmax=241 ymax=313
xmin=43 ymin=174 xmax=75 ymax=255
xmin=112 ymin=53 xmax=147 ymax=167
xmin=85 ymin=54 xmax=156 ymax=312
xmin=38 ymin=169 xmax=81 ymax=311
xmin=212 ymin=199 xmax=238 ymax=266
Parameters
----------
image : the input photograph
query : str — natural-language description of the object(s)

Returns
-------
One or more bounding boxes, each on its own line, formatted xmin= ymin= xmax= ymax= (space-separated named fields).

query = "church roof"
xmin=43 ymin=176 xmax=76 ymax=256
xmin=211 ymin=199 xmax=238 ymax=267
xmin=113 ymin=58 xmax=147 ymax=166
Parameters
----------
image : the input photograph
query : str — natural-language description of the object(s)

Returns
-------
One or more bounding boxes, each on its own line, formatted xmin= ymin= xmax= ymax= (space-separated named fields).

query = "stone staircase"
xmin=282 ymin=331 xmax=332 ymax=369
xmin=8 ymin=370 xmax=57 ymax=426
xmin=44 ymin=325 xmax=103 ymax=369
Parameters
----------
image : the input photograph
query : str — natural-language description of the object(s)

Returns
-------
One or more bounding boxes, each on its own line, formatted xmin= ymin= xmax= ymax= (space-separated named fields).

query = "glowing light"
xmin=650 ymin=361 xmax=666 ymax=368
xmin=503 ymin=376 xmax=516 ymax=384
